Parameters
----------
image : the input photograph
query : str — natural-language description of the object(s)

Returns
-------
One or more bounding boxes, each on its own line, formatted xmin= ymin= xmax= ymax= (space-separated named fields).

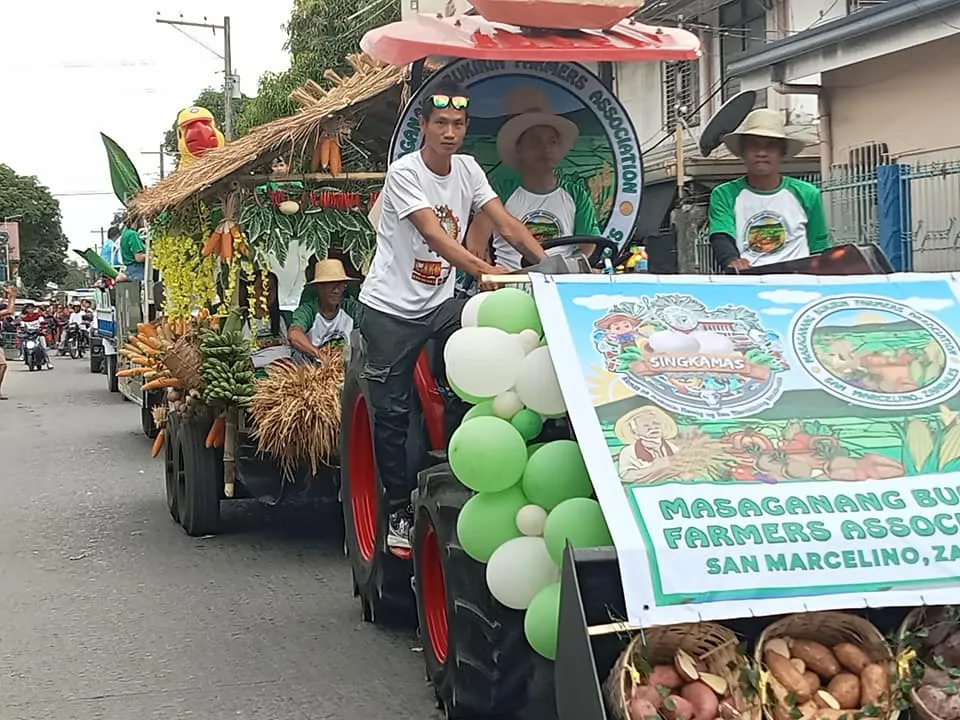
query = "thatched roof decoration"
xmin=129 ymin=53 xmax=405 ymax=219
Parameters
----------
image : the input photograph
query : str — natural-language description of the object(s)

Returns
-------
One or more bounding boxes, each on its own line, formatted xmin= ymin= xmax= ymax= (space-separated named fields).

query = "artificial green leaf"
xmin=101 ymin=133 xmax=144 ymax=206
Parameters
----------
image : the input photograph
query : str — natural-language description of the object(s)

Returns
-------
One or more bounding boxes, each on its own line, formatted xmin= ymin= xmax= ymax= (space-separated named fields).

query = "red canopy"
xmin=360 ymin=14 xmax=702 ymax=65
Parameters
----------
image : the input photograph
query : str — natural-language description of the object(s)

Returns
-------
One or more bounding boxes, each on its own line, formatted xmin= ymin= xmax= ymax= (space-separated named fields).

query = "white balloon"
xmin=492 ymin=390 xmax=524 ymax=419
xmin=461 ymin=293 xmax=489 ymax=328
xmin=517 ymin=329 xmax=541 ymax=355
xmin=648 ymin=330 xmax=699 ymax=354
xmin=485 ymin=536 xmax=559 ymax=610
xmin=515 ymin=346 xmax=566 ymax=417
xmin=445 ymin=326 xmax=526 ymax=398
xmin=689 ymin=330 xmax=735 ymax=354
xmin=516 ymin=504 xmax=548 ymax=537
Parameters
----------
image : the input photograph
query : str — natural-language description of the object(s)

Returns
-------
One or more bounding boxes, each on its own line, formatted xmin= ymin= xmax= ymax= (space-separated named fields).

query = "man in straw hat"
xmin=358 ymin=80 xmax=546 ymax=547
xmin=615 ymin=406 xmax=680 ymax=484
xmin=466 ymin=86 xmax=600 ymax=270
xmin=708 ymin=108 xmax=829 ymax=271
xmin=288 ymin=258 xmax=357 ymax=361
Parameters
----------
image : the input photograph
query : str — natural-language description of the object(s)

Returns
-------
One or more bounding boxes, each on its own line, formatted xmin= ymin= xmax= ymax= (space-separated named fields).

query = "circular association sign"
xmin=792 ymin=294 xmax=960 ymax=410
xmin=389 ymin=59 xmax=643 ymax=249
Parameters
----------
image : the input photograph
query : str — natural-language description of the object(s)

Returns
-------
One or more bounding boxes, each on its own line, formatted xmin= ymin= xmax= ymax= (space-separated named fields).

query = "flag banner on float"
xmin=532 ymin=272 xmax=960 ymax=627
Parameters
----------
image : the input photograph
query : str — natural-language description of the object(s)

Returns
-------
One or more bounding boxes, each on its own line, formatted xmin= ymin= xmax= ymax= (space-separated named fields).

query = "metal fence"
xmin=692 ymin=160 xmax=960 ymax=272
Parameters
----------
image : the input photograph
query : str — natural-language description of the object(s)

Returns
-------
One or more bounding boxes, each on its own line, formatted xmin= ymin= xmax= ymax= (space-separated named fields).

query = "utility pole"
xmin=155 ymin=14 xmax=234 ymax=141
xmin=673 ymin=114 xmax=703 ymax=274
xmin=141 ymin=145 xmax=166 ymax=179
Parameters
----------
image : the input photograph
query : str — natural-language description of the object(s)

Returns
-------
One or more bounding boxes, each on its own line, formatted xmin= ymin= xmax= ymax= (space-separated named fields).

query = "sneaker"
xmin=387 ymin=506 xmax=414 ymax=550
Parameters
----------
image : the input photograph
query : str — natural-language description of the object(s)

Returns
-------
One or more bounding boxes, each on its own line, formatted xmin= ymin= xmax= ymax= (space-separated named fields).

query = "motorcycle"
xmin=21 ymin=321 xmax=48 ymax=372
xmin=65 ymin=323 xmax=82 ymax=359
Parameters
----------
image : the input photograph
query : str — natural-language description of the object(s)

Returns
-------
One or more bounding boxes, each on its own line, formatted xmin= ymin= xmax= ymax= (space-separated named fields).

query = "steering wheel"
xmin=521 ymin=235 xmax=620 ymax=269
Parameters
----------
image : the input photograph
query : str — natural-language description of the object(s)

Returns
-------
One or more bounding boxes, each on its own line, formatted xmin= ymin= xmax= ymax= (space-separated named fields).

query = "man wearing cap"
xmin=466 ymin=87 xmax=600 ymax=269
xmin=288 ymin=259 xmax=357 ymax=361
xmin=708 ymin=109 xmax=829 ymax=271
xmin=359 ymin=80 xmax=546 ymax=547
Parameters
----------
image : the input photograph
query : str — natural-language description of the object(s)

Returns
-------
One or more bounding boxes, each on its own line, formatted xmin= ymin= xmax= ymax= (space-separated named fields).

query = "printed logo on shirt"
xmin=320 ymin=333 xmax=348 ymax=349
xmin=412 ymin=259 xmax=451 ymax=286
xmin=521 ymin=209 xmax=562 ymax=242
xmin=435 ymin=205 xmax=461 ymax=241
xmin=744 ymin=211 xmax=787 ymax=255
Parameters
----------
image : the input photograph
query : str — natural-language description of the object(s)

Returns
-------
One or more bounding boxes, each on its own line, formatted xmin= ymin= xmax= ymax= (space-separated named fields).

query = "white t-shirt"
xmin=308 ymin=308 xmax=353 ymax=349
xmin=359 ymin=151 xmax=498 ymax=319
xmin=491 ymin=174 xmax=600 ymax=271
xmin=68 ymin=312 xmax=86 ymax=326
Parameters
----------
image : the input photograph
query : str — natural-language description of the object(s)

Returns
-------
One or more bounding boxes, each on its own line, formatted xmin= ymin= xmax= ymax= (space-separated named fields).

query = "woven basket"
xmin=604 ymin=622 xmax=760 ymax=720
xmin=897 ymin=606 xmax=958 ymax=720
xmin=756 ymin=612 xmax=899 ymax=720
xmin=163 ymin=335 xmax=203 ymax=392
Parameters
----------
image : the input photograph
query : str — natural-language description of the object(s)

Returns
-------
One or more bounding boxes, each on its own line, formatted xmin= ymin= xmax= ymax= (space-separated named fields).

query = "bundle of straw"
xmin=639 ymin=428 xmax=735 ymax=483
xmin=248 ymin=348 xmax=345 ymax=478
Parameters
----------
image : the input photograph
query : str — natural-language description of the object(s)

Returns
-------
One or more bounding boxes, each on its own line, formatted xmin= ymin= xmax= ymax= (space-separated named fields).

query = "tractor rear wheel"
xmin=340 ymin=343 xmax=414 ymax=626
xmin=413 ymin=463 xmax=534 ymax=718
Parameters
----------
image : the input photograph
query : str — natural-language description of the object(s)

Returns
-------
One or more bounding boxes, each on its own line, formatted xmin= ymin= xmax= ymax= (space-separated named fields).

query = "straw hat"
xmin=307 ymin=259 xmax=356 ymax=284
xmin=722 ymin=108 xmax=806 ymax=159
xmin=614 ymin=406 xmax=679 ymax=444
xmin=496 ymin=86 xmax=579 ymax=170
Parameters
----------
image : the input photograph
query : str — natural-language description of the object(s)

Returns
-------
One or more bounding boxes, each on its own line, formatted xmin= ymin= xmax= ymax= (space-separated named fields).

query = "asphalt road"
xmin=0 ymin=356 xmax=440 ymax=720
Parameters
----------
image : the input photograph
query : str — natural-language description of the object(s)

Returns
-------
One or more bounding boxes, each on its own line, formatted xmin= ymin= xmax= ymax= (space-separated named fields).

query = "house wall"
xmin=823 ymin=33 xmax=960 ymax=166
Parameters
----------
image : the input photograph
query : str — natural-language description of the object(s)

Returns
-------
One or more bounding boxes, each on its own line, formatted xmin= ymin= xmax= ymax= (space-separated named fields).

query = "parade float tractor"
xmin=340 ymin=11 xmax=896 ymax=720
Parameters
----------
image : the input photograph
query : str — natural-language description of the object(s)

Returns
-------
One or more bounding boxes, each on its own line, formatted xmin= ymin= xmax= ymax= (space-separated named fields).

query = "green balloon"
xmin=543 ymin=497 xmax=612 ymax=566
xmin=527 ymin=442 xmax=546 ymax=458
xmin=456 ymin=484 xmax=529 ymax=563
xmin=477 ymin=287 xmax=543 ymax=336
xmin=511 ymin=409 xmax=544 ymax=441
xmin=449 ymin=416 xmax=529 ymax=492
xmin=521 ymin=440 xmax=593 ymax=510
xmin=449 ymin=378 xmax=489 ymax=405
xmin=525 ymin=581 xmax=561 ymax=660
xmin=464 ymin=401 xmax=496 ymax=422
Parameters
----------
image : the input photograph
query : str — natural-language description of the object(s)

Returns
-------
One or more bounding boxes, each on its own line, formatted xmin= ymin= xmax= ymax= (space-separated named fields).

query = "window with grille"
xmin=827 ymin=142 xmax=890 ymax=245
xmin=719 ymin=0 xmax=768 ymax=102
xmin=663 ymin=60 xmax=701 ymax=128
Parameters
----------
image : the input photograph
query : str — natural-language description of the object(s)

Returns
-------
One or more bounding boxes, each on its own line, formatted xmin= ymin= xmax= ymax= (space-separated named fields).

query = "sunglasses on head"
xmin=430 ymin=94 xmax=469 ymax=110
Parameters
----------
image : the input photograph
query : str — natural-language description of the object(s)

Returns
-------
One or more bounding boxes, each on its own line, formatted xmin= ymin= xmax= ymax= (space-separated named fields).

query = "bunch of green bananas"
xmin=199 ymin=329 xmax=256 ymax=406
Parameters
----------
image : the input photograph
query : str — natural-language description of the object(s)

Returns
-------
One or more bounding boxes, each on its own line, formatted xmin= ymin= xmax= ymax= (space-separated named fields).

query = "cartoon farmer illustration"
xmin=615 ymin=406 xmax=680 ymax=484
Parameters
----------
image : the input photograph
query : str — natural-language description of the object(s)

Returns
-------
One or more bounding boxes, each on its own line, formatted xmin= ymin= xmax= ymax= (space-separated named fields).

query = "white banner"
xmin=532 ymin=272 xmax=960 ymax=626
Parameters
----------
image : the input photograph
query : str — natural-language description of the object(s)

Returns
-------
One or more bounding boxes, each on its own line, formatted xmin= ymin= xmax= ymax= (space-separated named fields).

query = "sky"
xmin=0 ymin=1 xmax=294 ymax=253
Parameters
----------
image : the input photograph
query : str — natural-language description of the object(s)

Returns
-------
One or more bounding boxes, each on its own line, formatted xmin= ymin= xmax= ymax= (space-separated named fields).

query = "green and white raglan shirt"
xmin=491 ymin=173 xmax=600 ymax=270
xmin=708 ymin=176 xmax=830 ymax=267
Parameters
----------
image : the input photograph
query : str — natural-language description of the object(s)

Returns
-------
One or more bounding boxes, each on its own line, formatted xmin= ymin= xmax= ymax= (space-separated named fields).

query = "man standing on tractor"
xmin=466 ymin=87 xmax=600 ymax=268
xmin=708 ymin=109 xmax=829 ymax=271
xmin=358 ymin=80 xmax=547 ymax=547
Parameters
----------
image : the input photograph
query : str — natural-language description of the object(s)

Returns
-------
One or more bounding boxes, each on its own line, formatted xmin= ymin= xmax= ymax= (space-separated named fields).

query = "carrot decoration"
xmin=220 ymin=231 xmax=234 ymax=263
xmin=142 ymin=377 xmax=181 ymax=392
xmin=205 ymin=416 xmax=226 ymax=449
xmin=310 ymin=136 xmax=324 ymax=173
xmin=320 ymin=137 xmax=332 ymax=170
xmin=137 ymin=323 xmax=158 ymax=339
xmin=202 ymin=230 xmax=222 ymax=257
xmin=116 ymin=367 xmax=151 ymax=377
xmin=151 ymin=430 xmax=166 ymax=458
xmin=329 ymin=140 xmax=342 ymax=176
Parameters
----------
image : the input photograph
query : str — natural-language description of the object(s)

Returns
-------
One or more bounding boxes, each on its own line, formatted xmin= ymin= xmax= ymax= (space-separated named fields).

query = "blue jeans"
xmin=124 ymin=263 xmax=145 ymax=281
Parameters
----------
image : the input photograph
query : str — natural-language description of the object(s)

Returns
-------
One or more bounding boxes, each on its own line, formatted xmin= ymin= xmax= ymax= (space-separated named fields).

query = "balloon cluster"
xmin=445 ymin=289 xmax=613 ymax=661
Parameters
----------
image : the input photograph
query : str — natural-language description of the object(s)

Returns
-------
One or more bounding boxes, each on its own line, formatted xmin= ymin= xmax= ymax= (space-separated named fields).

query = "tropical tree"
xmin=236 ymin=0 xmax=400 ymax=134
xmin=0 ymin=164 xmax=68 ymax=295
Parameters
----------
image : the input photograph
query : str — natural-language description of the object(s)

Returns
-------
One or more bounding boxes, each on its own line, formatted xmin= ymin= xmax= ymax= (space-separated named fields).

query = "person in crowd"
xmin=466 ymin=88 xmax=600 ymax=269
xmin=358 ymin=80 xmax=547 ymax=547
xmin=288 ymin=259 xmax=356 ymax=361
xmin=19 ymin=302 xmax=53 ymax=369
xmin=116 ymin=225 xmax=147 ymax=281
xmin=101 ymin=227 xmax=122 ymax=269
xmin=0 ymin=286 xmax=15 ymax=399
xmin=708 ymin=108 xmax=829 ymax=271
xmin=269 ymin=155 xmax=289 ymax=176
